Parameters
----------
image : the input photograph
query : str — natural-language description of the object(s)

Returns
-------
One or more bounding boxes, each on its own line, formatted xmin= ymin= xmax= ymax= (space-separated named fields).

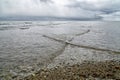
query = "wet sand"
xmin=24 ymin=60 xmax=120 ymax=80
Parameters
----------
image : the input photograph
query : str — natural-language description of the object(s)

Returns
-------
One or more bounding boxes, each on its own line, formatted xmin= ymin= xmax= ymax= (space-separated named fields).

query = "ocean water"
xmin=0 ymin=21 xmax=120 ymax=79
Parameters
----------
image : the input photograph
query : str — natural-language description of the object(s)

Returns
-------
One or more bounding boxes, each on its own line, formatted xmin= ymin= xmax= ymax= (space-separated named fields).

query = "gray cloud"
xmin=67 ymin=0 xmax=120 ymax=14
xmin=40 ymin=0 xmax=53 ymax=3
xmin=100 ymin=11 xmax=120 ymax=21
xmin=0 ymin=0 xmax=120 ymax=20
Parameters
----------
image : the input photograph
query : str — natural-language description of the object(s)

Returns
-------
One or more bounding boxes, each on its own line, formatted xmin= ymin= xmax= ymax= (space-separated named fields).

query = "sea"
xmin=0 ymin=21 xmax=120 ymax=79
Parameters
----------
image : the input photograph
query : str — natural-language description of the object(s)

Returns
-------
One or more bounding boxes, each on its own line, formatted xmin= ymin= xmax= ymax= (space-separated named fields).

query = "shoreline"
xmin=23 ymin=60 xmax=120 ymax=80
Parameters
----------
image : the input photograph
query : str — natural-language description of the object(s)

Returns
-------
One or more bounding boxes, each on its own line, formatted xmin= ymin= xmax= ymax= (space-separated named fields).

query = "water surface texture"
xmin=0 ymin=21 xmax=120 ymax=79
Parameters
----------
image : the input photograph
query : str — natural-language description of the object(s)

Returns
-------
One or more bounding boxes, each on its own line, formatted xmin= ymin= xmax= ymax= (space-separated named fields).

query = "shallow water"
xmin=0 ymin=21 xmax=120 ymax=79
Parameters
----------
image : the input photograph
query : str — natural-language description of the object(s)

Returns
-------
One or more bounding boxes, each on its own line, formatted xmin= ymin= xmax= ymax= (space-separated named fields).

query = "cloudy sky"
xmin=0 ymin=0 xmax=120 ymax=20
